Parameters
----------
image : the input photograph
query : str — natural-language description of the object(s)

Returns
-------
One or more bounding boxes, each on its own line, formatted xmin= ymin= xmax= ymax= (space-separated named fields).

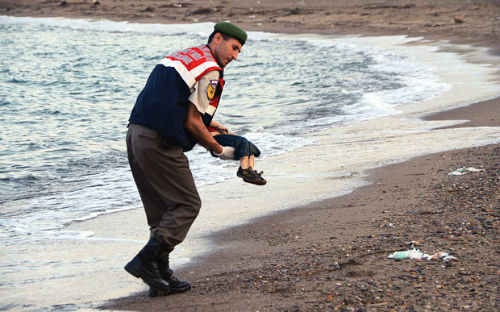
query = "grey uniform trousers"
xmin=126 ymin=123 xmax=201 ymax=250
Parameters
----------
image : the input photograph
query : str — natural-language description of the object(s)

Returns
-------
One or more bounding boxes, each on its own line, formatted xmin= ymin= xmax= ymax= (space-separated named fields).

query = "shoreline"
xmin=422 ymin=97 xmax=500 ymax=129
xmin=1 ymin=1 xmax=498 ymax=311
xmin=103 ymin=99 xmax=499 ymax=311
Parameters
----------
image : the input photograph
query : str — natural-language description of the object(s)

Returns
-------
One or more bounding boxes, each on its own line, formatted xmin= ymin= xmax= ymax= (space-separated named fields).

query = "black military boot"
xmin=124 ymin=238 xmax=171 ymax=294
xmin=149 ymin=250 xmax=191 ymax=297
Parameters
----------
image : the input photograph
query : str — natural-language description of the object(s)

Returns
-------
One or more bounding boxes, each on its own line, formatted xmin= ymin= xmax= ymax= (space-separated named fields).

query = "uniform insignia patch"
xmin=207 ymin=79 xmax=218 ymax=100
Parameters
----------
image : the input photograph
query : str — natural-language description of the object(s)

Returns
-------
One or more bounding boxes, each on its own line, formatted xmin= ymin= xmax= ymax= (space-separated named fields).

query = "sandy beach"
xmin=106 ymin=129 xmax=499 ymax=311
xmin=1 ymin=0 xmax=499 ymax=49
xmin=1 ymin=0 xmax=499 ymax=311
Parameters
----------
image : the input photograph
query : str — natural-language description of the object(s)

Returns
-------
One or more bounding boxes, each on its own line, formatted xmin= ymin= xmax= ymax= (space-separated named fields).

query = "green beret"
xmin=214 ymin=22 xmax=247 ymax=45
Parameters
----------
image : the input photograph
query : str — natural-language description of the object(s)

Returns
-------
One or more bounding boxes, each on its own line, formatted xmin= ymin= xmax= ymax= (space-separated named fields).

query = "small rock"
xmin=191 ymin=8 xmax=213 ymax=15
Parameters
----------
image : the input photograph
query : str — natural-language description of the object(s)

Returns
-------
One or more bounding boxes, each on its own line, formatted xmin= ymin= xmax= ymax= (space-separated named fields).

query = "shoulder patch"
xmin=207 ymin=79 xmax=218 ymax=100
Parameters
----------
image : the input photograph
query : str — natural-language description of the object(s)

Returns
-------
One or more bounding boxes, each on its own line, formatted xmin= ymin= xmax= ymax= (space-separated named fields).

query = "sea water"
xmin=0 ymin=16 xmax=498 ymax=311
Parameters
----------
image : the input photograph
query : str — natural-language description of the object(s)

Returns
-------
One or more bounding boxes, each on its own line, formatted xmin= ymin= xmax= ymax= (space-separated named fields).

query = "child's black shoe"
xmin=237 ymin=167 xmax=267 ymax=185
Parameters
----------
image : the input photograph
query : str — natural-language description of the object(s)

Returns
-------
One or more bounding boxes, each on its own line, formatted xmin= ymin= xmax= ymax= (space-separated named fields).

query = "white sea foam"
xmin=0 ymin=15 xmax=213 ymax=35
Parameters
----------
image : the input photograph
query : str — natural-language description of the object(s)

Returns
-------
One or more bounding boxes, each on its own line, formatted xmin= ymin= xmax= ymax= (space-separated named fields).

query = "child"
xmin=209 ymin=121 xmax=266 ymax=185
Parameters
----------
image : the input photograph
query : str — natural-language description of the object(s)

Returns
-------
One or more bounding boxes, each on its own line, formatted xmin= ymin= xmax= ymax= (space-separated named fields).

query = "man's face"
xmin=212 ymin=33 xmax=242 ymax=68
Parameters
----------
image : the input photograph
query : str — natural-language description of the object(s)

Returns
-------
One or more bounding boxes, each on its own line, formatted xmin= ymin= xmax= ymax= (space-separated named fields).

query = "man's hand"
xmin=214 ymin=146 xmax=235 ymax=160
xmin=185 ymin=103 xmax=224 ymax=153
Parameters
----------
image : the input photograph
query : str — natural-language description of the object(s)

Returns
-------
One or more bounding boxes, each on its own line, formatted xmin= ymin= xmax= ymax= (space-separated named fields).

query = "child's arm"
xmin=210 ymin=120 xmax=235 ymax=135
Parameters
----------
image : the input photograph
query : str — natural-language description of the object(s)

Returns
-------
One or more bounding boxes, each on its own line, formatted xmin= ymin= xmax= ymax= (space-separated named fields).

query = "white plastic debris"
xmin=332 ymin=261 xmax=340 ymax=270
xmin=388 ymin=248 xmax=456 ymax=261
xmin=448 ymin=167 xmax=483 ymax=176
xmin=387 ymin=248 xmax=423 ymax=260
xmin=422 ymin=252 xmax=457 ymax=261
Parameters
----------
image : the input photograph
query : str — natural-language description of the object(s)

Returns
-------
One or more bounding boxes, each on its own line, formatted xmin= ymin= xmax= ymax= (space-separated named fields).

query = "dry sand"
xmin=1 ymin=1 xmax=499 ymax=311
xmin=1 ymin=0 xmax=499 ymax=49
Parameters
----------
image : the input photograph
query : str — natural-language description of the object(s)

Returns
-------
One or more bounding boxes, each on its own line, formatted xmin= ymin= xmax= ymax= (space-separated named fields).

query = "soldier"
xmin=124 ymin=22 xmax=247 ymax=295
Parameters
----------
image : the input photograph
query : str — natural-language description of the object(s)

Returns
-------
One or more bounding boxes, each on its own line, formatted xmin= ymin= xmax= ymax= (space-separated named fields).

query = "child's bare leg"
xmin=240 ymin=155 xmax=256 ymax=170
xmin=240 ymin=156 xmax=249 ymax=169
xmin=249 ymin=155 xmax=255 ymax=170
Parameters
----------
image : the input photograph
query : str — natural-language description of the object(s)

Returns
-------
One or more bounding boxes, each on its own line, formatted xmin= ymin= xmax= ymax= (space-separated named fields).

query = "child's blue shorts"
xmin=212 ymin=134 xmax=261 ymax=160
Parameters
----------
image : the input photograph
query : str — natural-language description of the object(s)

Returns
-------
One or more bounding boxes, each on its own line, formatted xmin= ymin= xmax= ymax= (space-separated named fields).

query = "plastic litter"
xmin=448 ymin=167 xmax=482 ymax=176
xmin=423 ymin=252 xmax=456 ymax=262
xmin=387 ymin=248 xmax=423 ymax=259
xmin=332 ymin=261 xmax=340 ymax=270
xmin=388 ymin=248 xmax=456 ymax=261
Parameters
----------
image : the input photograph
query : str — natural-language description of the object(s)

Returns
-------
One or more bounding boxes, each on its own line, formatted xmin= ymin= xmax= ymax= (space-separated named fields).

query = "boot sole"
xmin=149 ymin=285 xmax=191 ymax=297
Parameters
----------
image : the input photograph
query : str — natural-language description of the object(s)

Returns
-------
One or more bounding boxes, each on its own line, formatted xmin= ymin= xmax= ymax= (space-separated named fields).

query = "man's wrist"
xmin=213 ymin=145 xmax=223 ymax=155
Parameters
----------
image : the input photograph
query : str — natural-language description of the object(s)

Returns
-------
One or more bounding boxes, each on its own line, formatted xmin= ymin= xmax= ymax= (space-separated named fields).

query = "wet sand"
xmin=1 ymin=0 xmax=499 ymax=311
